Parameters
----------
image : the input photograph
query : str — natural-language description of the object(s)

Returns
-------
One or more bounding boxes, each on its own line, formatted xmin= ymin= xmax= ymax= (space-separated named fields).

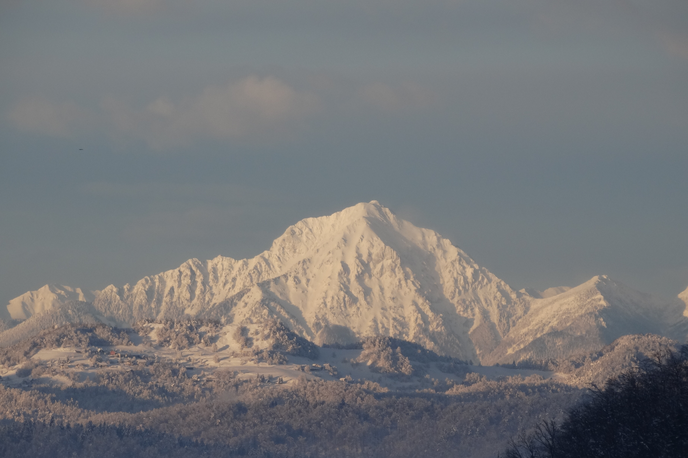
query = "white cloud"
xmin=6 ymin=76 xmax=320 ymax=149
xmin=7 ymin=76 xmax=445 ymax=149
xmin=102 ymin=76 xmax=320 ymax=149
xmin=8 ymin=97 xmax=90 ymax=138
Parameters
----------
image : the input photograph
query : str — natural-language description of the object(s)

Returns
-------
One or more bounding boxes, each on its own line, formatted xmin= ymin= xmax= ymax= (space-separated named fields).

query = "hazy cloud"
xmin=659 ymin=31 xmax=688 ymax=60
xmin=8 ymin=77 xmax=443 ymax=149
xmin=356 ymin=82 xmax=436 ymax=113
xmin=85 ymin=181 xmax=293 ymax=245
xmin=82 ymin=0 xmax=164 ymax=15
xmin=122 ymin=206 xmax=237 ymax=242
xmin=7 ymin=76 xmax=320 ymax=149
xmin=82 ymin=181 xmax=280 ymax=205
xmin=8 ymin=97 xmax=91 ymax=138
xmin=102 ymin=76 xmax=320 ymax=149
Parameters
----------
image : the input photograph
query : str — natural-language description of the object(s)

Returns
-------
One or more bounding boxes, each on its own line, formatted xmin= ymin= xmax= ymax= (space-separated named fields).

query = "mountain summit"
xmin=3 ymin=201 xmax=685 ymax=362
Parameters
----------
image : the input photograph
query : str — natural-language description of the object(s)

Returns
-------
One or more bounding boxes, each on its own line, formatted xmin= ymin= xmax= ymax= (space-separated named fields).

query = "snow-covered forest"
xmin=0 ymin=320 xmax=684 ymax=457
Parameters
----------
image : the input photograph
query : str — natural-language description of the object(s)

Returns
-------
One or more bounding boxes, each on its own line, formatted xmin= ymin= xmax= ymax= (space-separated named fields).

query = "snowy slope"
xmin=519 ymin=286 xmax=570 ymax=299
xmin=0 ymin=301 xmax=109 ymax=347
xmin=561 ymin=333 xmax=678 ymax=387
xmin=484 ymin=275 xmax=682 ymax=364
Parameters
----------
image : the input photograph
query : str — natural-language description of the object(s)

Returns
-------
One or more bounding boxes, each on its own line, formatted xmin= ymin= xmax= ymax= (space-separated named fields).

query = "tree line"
xmin=500 ymin=345 xmax=688 ymax=458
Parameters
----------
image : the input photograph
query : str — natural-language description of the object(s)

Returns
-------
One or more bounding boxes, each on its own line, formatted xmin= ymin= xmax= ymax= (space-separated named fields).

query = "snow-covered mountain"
xmin=680 ymin=286 xmax=688 ymax=312
xmin=89 ymin=201 xmax=530 ymax=361
xmin=2 ymin=202 xmax=529 ymax=361
xmin=666 ymin=285 xmax=688 ymax=343
xmin=3 ymin=284 xmax=95 ymax=321
xmin=2 ymin=201 xmax=686 ymax=363
xmin=484 ymin=275 xmax=683 ymax=364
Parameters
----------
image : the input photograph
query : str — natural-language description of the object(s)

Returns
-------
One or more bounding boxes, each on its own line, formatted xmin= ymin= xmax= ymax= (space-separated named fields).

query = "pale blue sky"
xmin=1 ymin=0 xmax=687 ymax=304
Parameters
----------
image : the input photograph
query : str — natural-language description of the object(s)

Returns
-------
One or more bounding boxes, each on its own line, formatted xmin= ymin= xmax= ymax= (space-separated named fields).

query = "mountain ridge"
xmin=483 ymin=275 xmax=680 ymax=364
xmin=3 ymin=201 xmax=686 ymax=363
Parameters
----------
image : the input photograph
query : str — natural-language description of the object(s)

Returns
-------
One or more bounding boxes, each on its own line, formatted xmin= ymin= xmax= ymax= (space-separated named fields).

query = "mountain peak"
xmin=355 ymin=200 xmax=390 ymax=218
xmin=589 ymin=274 xmax=612 ymax=285
xmin=578 ymin=275 xmax=628 ymax=294
xmin=266 ymin=201 xmax=403 ymax=258
xmin=325 ymin=200 xmax=394 ymax=228
xmin=306 ymin=200 xmax=394 ymax=227
xmin=6 ymin=284 xmax=95 ymax=321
